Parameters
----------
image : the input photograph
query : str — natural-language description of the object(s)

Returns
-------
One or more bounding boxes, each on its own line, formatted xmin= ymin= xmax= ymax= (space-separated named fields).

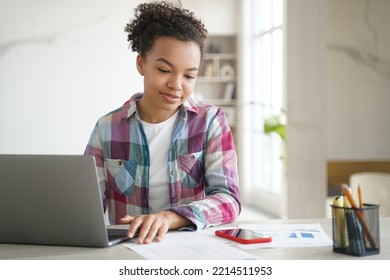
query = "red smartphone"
xmin=215 ymin=228 xmax=272 ymax=244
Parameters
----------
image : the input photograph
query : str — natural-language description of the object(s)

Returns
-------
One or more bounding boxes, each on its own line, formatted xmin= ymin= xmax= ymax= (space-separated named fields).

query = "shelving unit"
xmin=194 ymin=35 xmax=238 ymax=128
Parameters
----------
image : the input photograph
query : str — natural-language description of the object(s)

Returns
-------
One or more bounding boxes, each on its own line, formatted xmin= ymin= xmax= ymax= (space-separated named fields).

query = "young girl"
xmin=85 ymin=1 xmax=240 ymax=244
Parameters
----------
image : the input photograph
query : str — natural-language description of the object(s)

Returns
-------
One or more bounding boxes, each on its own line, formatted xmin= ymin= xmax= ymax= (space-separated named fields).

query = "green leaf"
xmin=264 ymin=114 xmax=286 ymax=141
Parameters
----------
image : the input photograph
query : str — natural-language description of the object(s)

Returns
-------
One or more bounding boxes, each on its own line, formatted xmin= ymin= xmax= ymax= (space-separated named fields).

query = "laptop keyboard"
xmin=106 ymin=227 xmax=138 ymax=242
xmin=108 ymin=234 xmax=127 ymax=241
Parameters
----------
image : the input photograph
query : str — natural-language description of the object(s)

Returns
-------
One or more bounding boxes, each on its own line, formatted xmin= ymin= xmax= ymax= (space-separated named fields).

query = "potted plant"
xmin=263 ymin=112 xmax=286 ymax=142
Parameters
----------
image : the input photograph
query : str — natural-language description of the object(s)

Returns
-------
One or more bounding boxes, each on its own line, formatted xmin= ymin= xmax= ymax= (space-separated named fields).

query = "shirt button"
xmin=169 ymin=171 xmax=174 ymax=176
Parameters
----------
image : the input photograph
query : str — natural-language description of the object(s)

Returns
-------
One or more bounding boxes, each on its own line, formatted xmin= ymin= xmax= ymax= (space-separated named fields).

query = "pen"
xmin=341 ymin=184 xmax=377 ymax=248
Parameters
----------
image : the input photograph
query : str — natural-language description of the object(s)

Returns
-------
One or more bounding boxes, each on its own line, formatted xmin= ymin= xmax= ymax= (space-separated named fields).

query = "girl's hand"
xmin=119 ymin=211 xmax=191 ymax=244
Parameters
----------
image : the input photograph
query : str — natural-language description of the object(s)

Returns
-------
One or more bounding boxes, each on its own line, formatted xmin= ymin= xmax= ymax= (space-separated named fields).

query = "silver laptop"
xmin=0 ymin=154 xmax=129 ymax=247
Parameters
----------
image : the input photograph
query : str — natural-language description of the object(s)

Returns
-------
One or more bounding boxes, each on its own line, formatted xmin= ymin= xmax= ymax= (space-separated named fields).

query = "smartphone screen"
xmin=215 ymin=228 xmax=272 ymax=244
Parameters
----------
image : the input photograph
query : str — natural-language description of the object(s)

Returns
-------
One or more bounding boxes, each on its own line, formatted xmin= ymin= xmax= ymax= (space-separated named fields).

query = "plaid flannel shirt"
xmin=84 ymin=93 xmax=240 ymax=229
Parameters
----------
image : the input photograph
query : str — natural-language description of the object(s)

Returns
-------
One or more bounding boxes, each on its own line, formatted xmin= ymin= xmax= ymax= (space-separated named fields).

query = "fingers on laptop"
xmin=120 ymin=214 xmax=169 ymax=244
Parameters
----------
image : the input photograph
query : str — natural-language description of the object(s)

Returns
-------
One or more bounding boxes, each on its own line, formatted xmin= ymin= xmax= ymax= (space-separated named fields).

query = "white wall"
xmin=0 ymin=0 xmax=144 ymax=154
xmin=327 ymin=0 xmax=390 ymax=160
xmin=181 ymin=0 xmax=239 ymax=35
xmin=0 ymin=0 xmax=238 ymax=155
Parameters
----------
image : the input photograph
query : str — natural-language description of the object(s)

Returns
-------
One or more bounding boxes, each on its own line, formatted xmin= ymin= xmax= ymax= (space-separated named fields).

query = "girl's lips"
xmin=161 ymin=92 xmax=182 ymax=99
xmin=160 ymin=92 xmax=182 ymax=103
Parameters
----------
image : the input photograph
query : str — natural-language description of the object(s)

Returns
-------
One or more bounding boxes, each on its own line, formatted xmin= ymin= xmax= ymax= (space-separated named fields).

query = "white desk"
xmin=1 ymin=218 xmax=389 ymax=260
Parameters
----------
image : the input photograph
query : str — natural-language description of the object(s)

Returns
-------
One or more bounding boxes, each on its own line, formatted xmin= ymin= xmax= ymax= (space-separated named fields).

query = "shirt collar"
xmin=120 ymin=93 xmax=199 ymax=120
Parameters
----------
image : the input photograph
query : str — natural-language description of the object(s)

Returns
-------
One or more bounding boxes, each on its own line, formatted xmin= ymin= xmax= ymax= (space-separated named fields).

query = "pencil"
xmin=341 ymin=184 xmax=377 ymax=248
xmin=341 ymin=184 xmax=358 ymax=208
xmin=358 ymin=184 xmax=363 ymax=208
xmin=357 ymin=184 xmax=367 ymax=245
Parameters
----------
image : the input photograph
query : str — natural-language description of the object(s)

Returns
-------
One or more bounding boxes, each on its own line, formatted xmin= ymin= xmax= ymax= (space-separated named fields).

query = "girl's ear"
xmin=136 ymin=54 xmax=144 ymax=76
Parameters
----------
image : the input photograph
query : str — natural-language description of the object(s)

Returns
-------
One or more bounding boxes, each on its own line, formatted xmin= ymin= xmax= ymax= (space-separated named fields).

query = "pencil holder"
xmin=331 ymin=203 xmax=380 ymax=256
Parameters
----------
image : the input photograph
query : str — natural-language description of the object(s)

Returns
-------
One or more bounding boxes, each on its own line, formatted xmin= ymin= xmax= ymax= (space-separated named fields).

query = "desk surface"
xmin=1 ymin=218 xmax=389 ymax=260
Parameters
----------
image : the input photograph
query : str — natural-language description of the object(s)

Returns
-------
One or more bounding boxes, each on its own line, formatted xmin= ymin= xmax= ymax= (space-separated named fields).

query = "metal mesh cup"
xmin=331 ymin=203 xmax=380 ymax=256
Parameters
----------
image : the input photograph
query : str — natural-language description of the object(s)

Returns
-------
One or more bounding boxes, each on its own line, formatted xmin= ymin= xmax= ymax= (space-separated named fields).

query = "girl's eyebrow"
xmin=156 ymin=57 xmax=199 ymax=71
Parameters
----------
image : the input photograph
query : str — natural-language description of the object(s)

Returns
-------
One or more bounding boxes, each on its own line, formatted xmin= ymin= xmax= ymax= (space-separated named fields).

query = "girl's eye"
xmin=158 ymin=68 xmax=170 ymax=73
xmin=185 ymin=75 xmax=195 ymax=80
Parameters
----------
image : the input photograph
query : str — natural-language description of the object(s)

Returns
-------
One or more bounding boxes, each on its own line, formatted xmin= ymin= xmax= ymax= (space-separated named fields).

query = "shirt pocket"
xmin=105 ymin=159 xmax=136 ymax=195
xmin=177 ymin=151 xmax=204 ymax=188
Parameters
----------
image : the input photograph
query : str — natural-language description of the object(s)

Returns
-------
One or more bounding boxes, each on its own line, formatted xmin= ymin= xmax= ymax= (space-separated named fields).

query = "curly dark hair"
xmin=124 ymin=1 xmax=208 ymax=57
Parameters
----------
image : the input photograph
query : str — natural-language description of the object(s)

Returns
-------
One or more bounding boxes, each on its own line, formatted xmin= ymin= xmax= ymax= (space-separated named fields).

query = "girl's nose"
xmin=167 ymin=75 xmax=183 ymax=91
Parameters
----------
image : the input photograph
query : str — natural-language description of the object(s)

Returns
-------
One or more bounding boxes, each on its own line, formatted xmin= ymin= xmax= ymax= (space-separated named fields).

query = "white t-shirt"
xmin=140 ymin=111 xmax=179 ymax=213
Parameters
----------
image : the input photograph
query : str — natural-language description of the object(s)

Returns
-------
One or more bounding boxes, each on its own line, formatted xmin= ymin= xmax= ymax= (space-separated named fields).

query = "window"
xmin=242 ymin=0 xmax=285 ymax=217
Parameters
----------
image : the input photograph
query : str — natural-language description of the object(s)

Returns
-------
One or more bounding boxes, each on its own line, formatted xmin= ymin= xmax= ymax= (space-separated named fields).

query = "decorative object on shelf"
xmin=204 ymin=62 xmax=214 ymax=77
xmin=223 ymin=82 xmax=235 ymax=101
xmin=207 ymin=42 xmax=221 ymax=53
xmin=220 ymin=63 xmax=235 ymax=78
